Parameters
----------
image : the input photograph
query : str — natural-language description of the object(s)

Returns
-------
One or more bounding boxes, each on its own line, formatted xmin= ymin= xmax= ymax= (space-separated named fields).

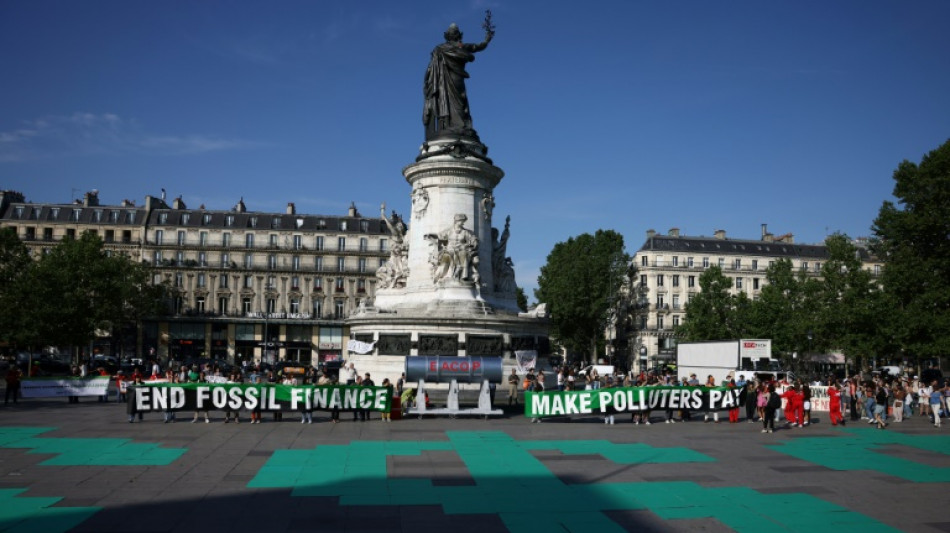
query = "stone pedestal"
xmin=347 ymin=137 xmax=548 ymax=382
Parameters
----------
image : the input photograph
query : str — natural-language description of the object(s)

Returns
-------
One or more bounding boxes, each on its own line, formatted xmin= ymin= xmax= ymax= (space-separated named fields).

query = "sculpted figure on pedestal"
xmin=426 ymin=214 xmax=479 ymax=285
xmin=376 ymin=204 xmax=410 ymax=289
xmin=491 ymin=215 xmax=516 ymax=294
xmin=423 ymin=14 xmax=494 ymax=141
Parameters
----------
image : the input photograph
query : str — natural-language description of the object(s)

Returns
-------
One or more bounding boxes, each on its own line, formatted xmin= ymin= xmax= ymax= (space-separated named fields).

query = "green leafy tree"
xmin=678 ymin=266 xmax=740 ymax=341
xmin=12 ymin=232 xmax=164 ymax=359
xmin=535 ymin=230 xmax=630 ymax=363
xmin=746 ymin=259 xmax=808 ymax=356
xmin=872 ymin=138 xmax=950 ymax=369
xmin=515 ymin=287 xmax=528 ymax=313
xmin=0 ymin=227 xmax=32 ymax=347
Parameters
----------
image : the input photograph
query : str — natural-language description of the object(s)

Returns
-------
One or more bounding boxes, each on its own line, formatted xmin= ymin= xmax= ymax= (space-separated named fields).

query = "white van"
xmin=577 ymin=365 xmax=615 ymax=378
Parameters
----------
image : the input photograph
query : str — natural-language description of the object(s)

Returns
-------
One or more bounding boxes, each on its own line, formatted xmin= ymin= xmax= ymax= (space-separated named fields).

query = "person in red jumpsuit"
xmin=828 ymin=381 xmax=845 ymax=426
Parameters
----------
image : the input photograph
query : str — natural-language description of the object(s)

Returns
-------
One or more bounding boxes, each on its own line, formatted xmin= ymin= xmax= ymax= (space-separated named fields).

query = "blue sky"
xmin=2 ymin=1 xmax=949 ymax=299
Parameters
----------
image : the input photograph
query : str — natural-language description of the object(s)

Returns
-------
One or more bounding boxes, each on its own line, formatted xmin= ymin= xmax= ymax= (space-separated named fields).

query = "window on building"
xmin=153 ymin=250 xmax=163 ymax=264
xmin=337 ymin=237 xmax=346 ymax=251
xmin=640 ymin=274 xmax=647 ymax=286
xmin=753 ymin=277 xmax=760 ymax=290
xmin=334 ymin=300 xmax=345 ymax=319
xmin=357 ymin=279 xmax=366 ymax=293
xmin=313 ymin=299 xmax=323 ymax=317
xmin=360 ymin=220 xmax=369 ymax=232
xmin=337 ymin=257 xmax=345 ymax=272
xmin=219 ymin=275 xmax=229 ymax=289
xmin=751 ymin=259 xmax=758 ymax=271
xmin=197 ymin=274 xmax=206 ymax=288
xmin=92 ymin=209 xmax=101 ymax=222
xmin=222 ymin=233 xmax=231 ymax=247
xmin=358 ymin=258 xmax=366 ymax=273
xmin=340 ymin=220 xmax=348 ymax=231
xmin=244 ymin=254 xmax=253 ymax=269
xmin=688 ymin=275 xmax=696 ymax=288
xmin=272 ymin=217 xmax=281 ymax=229
xmin=155 ymin=230 xmax=164 ymax=245
xmin=359 ymin=238 xmax=368 ymax=252
xmin=718 ymin=258 xmax=725 ymax=268
xmin=198 ymin=252 xmax=206 ymax=266
xmin=335 ymin=278 xmax=345 ymax=292
xmin=315 ymin=236 xmax=324 ymax=250
xmin=672 ymin=315 xmax=680 ymax=327
xmin=221 ymin=253 xmax=230 ymax=268
xmin=242 ymin=298 xmax=252 ymax=314
xmin=672 ymin=294 xmax=680 ymax=309
xmin=657 ymin=315 xmax=665 ymax=330
xmin=218 ymin=297 xmax=229 ymax=315
xmin=734 ymin=258 xmax=741 ymax=270
xmin=801 ymin=261 xmax=808 ymax=271
xmin=269 ymin=234 xmax=278 ymax=247
xmin=702 ymin=257 xmax=710 ymax=268
xmin=656 ymin=274 xmax=664 ymax=287
xmin=268 ymin=254 xmax=277 ymax=270
xmin=176 ymin=251 xmax=184 ymax=266
xmin=245 ymin=234 xmax=254 ymax=248
xmin=874 ymin=265 xmax=881 ymax=276
xmin=672 ymin=275 xmax=679 ymax=287
xmin=202 ymin=214 xmax=212 ymax=226
xmin=244 ymin=275 xmax=253 ymax=289
xmin=290 ymin=299 xmax=300 ymax=314
xmin=181 ymin=213 xmax=190 ymax=225
xmin=379 ymin=238 xmax=388 ymax=252
xmin=315 ymin=256 xmax=323 ymax=271
xmin=71 ymin=208 xmax=81 ymax=221
xmin=293 ymin=235 xmax=302 ymax=250
xmin=126 ymin=211 xmax=135 ymax=223
xmin=177 ymin=231 xmax=186 ymax=245
xmin=158 ymin=212 xmax=167 ymax=224
xmin=314 ymin=277 xmax=323 ymax=291
xmin=292 ymin=255 xmax=301 ymax=271
xmin=174 ymin=273 xmax=183 ymax=288
xmin=248 ymin=216 xmax=257 ymax=228
xmin=199 ymin=231 xmax=208 ymax=246
xmin=736 ymin=277 xmax=743 ymax=290
xmin=225 ymin=215 xmax=234 ymax=227
xmin=672 ymin=256 xmax=679 ymax=267
xmin=266 ymin=275 xmax=276 ymax=290
xmin=291 ymin=276 xmax=300 ymax=290
xmin=656 ymin=294 xmax=665 ymax=308
xmin=641 ymin=255 xmax=648 ymax=266
xmin=814 ymin=262 xmax=821 ymax=272
xmin=266 ymin=298 xmax=276 ymax=313
xmin=687 ymin=256 xmax=694 ymax=268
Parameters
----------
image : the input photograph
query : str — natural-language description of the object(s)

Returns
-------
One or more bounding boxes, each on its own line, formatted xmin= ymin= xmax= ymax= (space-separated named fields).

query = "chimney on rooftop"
xmin=714 ymin=229 xmax=726 ymax=240
xmin=286 ymin=202 xmax=296 ymax=215
xmin=83 ymin=190 xmax=100 ymax=207
xmin=348 ymin=202 xmax=359 ymax=217
xmin=646 ymin=229 xmax=656 ymax=239
xmin=668 ymin=228 xmax=680 ymax=237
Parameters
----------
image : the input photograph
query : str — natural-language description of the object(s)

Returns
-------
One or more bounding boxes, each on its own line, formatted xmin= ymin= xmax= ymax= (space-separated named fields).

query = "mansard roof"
xmin=638 ymin=234 xmax=876 ymax=262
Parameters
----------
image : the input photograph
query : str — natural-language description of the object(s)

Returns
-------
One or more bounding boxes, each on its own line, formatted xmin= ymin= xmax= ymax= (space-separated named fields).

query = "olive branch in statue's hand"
xmin=482 ymin=10 xmax=495 ymax=39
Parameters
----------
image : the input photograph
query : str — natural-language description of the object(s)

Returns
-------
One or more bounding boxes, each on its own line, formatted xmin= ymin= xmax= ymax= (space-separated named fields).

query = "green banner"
xmin=130 ymin=383 xmax=392 ymax=413
xmin=525 ymin=386 xmax=744 ymax=418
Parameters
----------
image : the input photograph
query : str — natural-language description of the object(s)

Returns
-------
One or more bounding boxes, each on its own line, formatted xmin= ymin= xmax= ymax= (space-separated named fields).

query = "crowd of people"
xmin=6 ymin=357 xmax=948 ymax=432
xmin=509 ymin=366 xmax=949 ymax=430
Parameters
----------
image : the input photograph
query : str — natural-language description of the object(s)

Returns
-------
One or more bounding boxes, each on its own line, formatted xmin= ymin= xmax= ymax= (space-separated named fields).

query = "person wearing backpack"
xmin=762 ymin=384 xmax=780 ymax=434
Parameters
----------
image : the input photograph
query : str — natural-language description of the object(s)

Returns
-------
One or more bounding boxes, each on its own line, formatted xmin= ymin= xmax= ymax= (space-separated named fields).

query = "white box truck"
xmin=676 ymin=339 xmax=779 ymax=384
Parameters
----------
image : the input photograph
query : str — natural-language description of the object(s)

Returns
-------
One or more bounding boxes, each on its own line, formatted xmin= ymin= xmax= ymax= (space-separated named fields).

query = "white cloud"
xmin=0 ymin=113 xmax=262 ymax=162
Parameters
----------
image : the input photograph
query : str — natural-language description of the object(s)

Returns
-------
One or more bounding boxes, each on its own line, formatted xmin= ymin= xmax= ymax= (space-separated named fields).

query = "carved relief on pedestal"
xmin=425 ymin=213 xmax=480 ymax=286
xmin=376 ymin=204 xmax=410 ymax=290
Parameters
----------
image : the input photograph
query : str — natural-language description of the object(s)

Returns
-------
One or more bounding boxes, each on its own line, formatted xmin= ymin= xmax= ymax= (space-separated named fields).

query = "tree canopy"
xmin=0 ymin=231 xmax=165 ymax=355
xmin=535 ymin=229 xmax=630 ymax=362
xmin=872 ymin=138 xmax=950 ymax=363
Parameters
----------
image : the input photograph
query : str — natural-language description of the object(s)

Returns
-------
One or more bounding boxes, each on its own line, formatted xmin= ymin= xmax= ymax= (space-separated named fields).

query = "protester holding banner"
xmin=703 ymin=375 xmax=720 ymax=423
xmin=224 ymin=370 xmax=243 ymax=424
xmin=802 ymin=384 xmax=812 ymax=426
xmin=726 ymin=379 xmax=740 ymax=423
xmin=192 ymin=372 xmax=212 ymax=424
xmin=127 ymin=376 xmax=145 ymax=423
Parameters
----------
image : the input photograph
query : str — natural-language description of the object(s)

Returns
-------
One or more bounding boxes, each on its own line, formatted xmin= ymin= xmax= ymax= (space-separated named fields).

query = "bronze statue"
xmin=423 ymin=12 xmax=495 ymax=141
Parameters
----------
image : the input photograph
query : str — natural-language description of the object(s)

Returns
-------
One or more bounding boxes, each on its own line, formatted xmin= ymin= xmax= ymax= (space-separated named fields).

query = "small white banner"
xmin=20 ymin=377 xmax=111 ymax=398
xmin=347 ymin=339 xmax=377 ymax=354
xmin=515 ymin=350 xmax=537 ymax=373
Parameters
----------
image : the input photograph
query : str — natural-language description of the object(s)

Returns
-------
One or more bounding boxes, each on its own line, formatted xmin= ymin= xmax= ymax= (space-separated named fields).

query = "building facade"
xmin=0 ymin=189 xmax=389 ymax=366
xmin=628 ymin=225 xmax=883 ymax=373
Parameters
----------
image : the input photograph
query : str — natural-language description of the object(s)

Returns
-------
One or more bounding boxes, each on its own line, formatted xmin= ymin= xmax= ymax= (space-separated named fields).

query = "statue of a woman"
xmin=423 ymin=22 xmax=493 ymax=141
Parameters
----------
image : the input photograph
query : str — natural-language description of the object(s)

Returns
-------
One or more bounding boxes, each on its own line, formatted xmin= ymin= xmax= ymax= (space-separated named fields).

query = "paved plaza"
xmin=0 ymin=397 xmax=948 ymax=533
